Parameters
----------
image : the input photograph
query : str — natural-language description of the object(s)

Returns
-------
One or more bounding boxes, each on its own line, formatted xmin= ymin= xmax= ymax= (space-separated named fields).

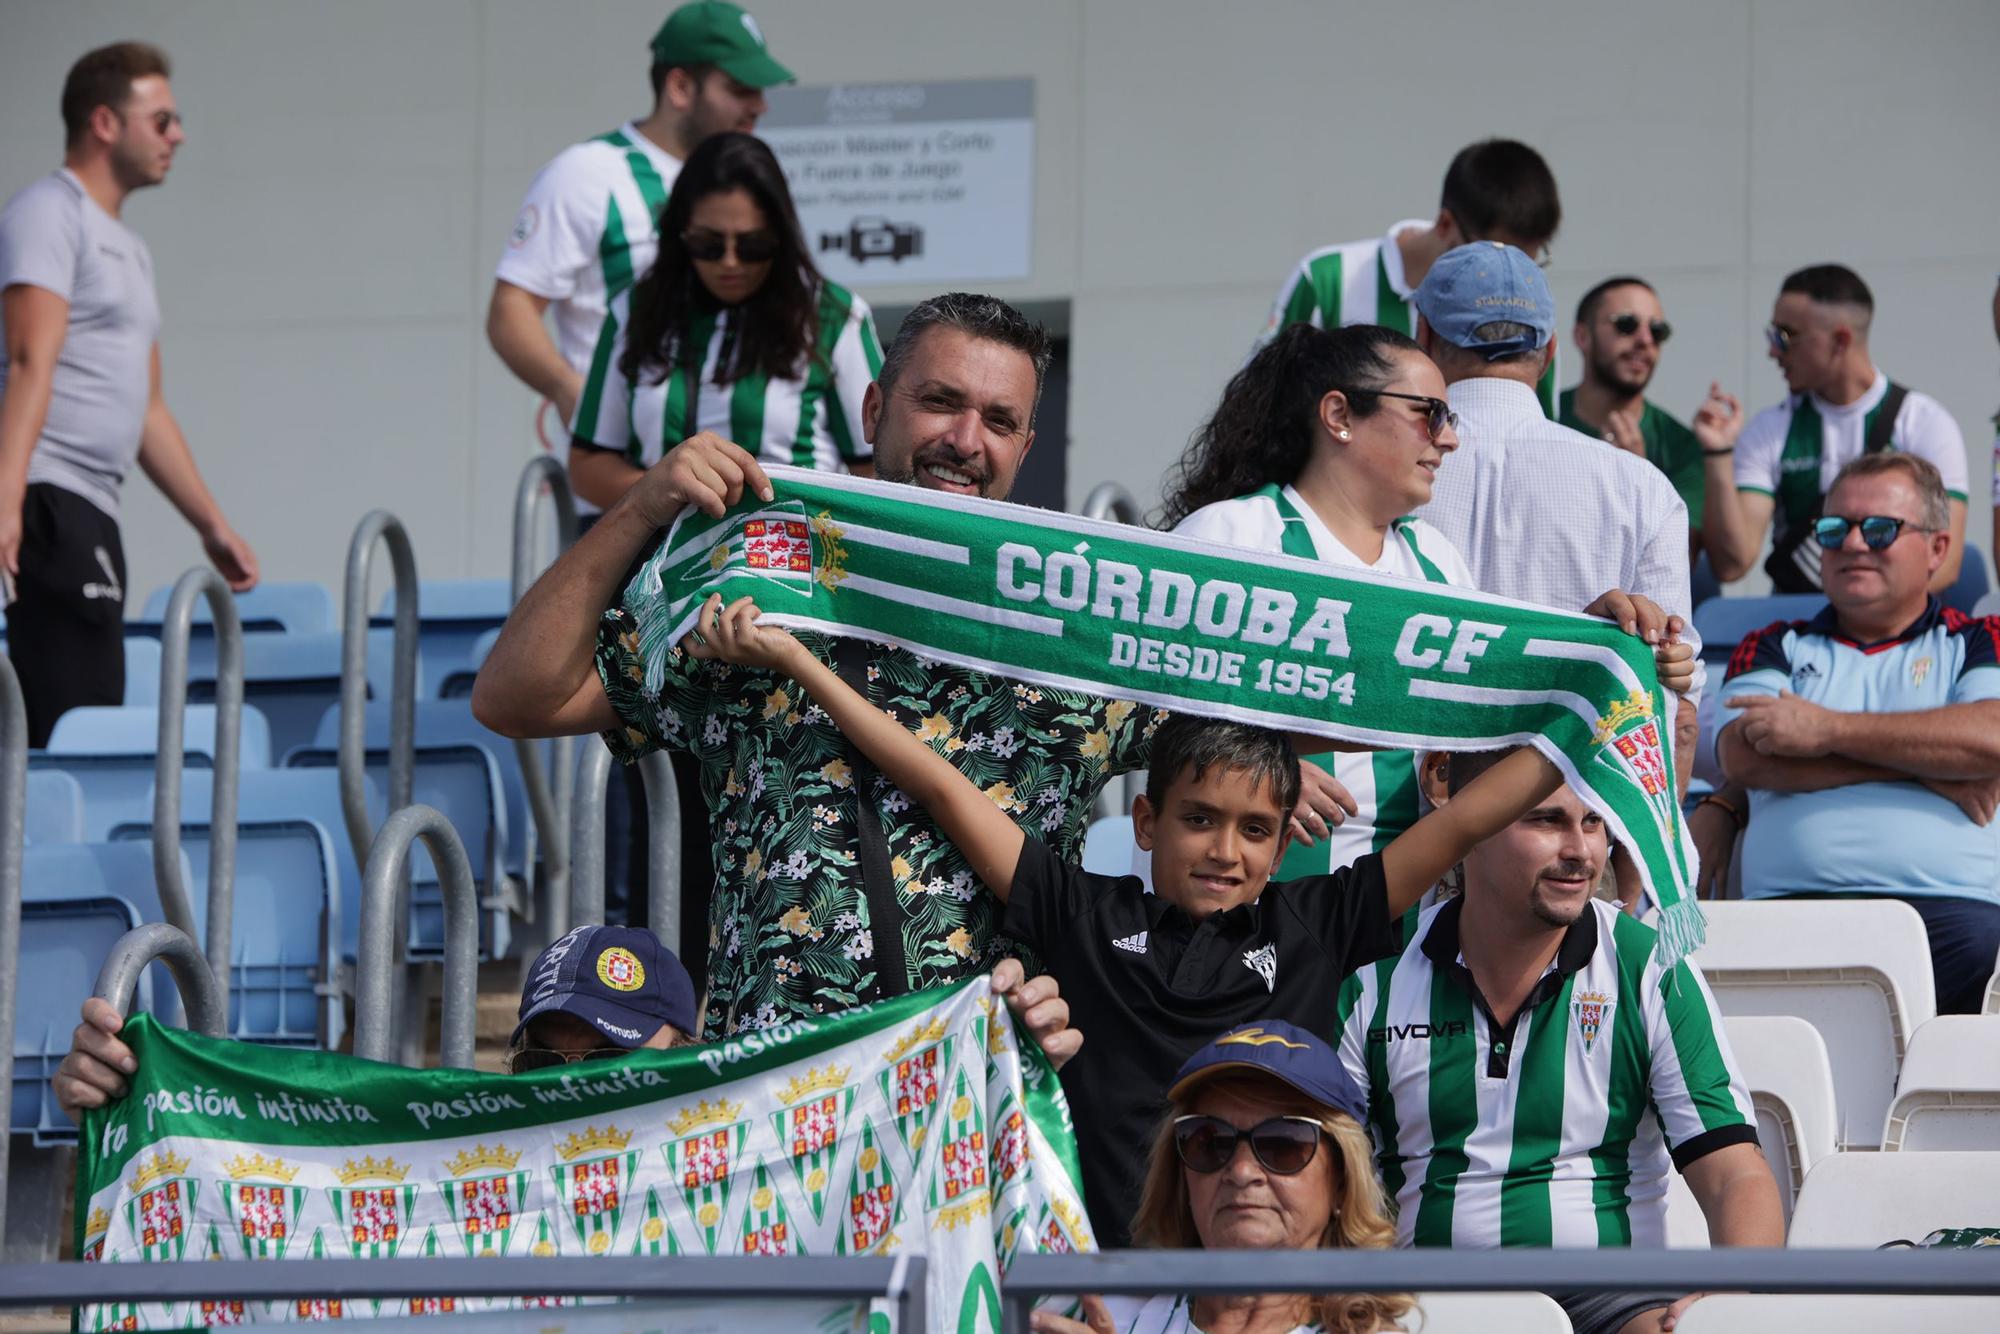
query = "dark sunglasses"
xmin=505 ymin=1045 xmax=631 ymax=1075
xmin=1765 ymin=324 xmax=1796 ymax=356
xmin=1608 ymin=313 xmax=1672 ymax=345
xmin=681 ymin=228 xmax=781 ymax=263
xmin=1811 ymin=514 xmax=1931 ymax=551
xmin=1173 ymin=1114 xmax=1324 ymax=1176
xmin=1352 ymin=389 xmax=1457 ymax=442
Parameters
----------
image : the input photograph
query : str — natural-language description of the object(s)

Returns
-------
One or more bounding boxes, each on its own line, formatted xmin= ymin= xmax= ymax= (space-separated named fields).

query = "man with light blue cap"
xmin=1414 ymin=242 xmax=1703 ymax=830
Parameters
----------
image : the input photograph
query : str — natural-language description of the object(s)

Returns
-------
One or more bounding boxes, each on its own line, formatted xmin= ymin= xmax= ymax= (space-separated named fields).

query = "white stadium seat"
xmin=1412 ymin=1292 xmax=1573 ymax=1333
xmin=1789 ymin=1151 xmax=2000 ymax=1247
xmin=1690 ymin=899 xmax=1935 ymax=1148
xmin=1724 ymin=1016 xmax=1839 ymax=1216
xmin=1882 ymin=1015 xmax=2000 ymax=1151
xmin=1984 ymin=942 xmax=1999 ymax=1014
xmin=1674 ymin=1295 xmax=2000 ymax=1333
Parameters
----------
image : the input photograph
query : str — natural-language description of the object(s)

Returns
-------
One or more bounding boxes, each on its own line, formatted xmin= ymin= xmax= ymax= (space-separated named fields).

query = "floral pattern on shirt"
xmin=596 ymin=607 xmax=1163 ymax=1038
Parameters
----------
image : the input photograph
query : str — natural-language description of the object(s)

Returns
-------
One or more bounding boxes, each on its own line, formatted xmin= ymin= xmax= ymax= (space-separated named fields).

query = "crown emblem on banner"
xmin=883 ymin=1016 xmax=949 ymax=1064
xmin=86 ymin=1207 xmax=112 ymax=1238
xmin=811 ymin=511 xmax=850 ymax=590
xmin=334 ymin=1156 xmax=410 ymax=1185
xmin=224 ymin=1152 xmax=298 ymax=1182
xmin=131 ymin=1150 xmax=191 ymax=1189
xmin=1592 ymin=691 xmax=1653 ymax=745
xmin=444 ymin=1143 xmax=522 ymax=1177
xmin=778 ymin=1065 xmax=851 ymax=1105
xmin=667 ymin=1098 xmax=744 ymax=1137
xmin=555 ymin=1124 xmax=633 ymax=1161
xmin=708 ymin=541 xmax=732 ymax=572
xmin=1052 ymin=1197 xmax=1091 ymax=1243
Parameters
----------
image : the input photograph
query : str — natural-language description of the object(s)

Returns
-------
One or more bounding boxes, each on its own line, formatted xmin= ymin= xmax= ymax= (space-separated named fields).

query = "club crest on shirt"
xmin=1241 ymin=944 xmax=1277 ymax=993
xmin=1910 ymin=655 xmax=1933 ymax=686
xmin=1572 ymin=990 xmax=1613 ymax=1052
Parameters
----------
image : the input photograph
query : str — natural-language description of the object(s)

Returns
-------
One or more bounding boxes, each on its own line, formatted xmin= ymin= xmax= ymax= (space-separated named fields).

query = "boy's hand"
xmin=55 ymin=998 xmax=137 ymax=1123
xmin=1584 ymin=588 xmax=1695 ymax=693
xmin=1653 ymin=638 xmax=1696 ymax=695
xmin=682 ymin=593 xmax=800 ymax=671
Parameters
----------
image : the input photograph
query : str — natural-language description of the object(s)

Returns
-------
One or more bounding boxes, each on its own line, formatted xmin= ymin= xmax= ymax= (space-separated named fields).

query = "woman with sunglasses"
xmin=1157 ymin=323 xmax=1472 ymax=879
xmin=566 ymin=132 xmax=881 ymax=509
xmin=1032 ymin=1021 xmax=1411 ymax=1334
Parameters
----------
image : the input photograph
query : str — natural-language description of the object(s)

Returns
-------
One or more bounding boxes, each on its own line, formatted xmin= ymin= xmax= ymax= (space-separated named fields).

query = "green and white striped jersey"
xmin=1737 ymin=371 xmax=1969 ymax=528
xmin=496 ymin=122 xmax=680 ymax=372
xmin=1336 ymin=897 xmax=1756 ymax=1249
xmin=1173 ymin=483 xmax=1474 ymax=876
xmin=572 ymin=278 xmax=882 ymax=473
xmin=1260 ymin=219 xmax=1560 ymax=418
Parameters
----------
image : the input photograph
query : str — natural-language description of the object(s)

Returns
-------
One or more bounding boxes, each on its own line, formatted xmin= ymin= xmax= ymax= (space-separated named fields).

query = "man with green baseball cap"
xmin=488 ymin=1 xmax=794 ymax=478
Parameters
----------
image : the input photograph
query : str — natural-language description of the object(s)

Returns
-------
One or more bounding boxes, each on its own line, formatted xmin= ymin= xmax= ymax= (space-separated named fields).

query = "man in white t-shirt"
xmin=486 ymin=1 xmax=793 ymax=481
xmin=1706 ymin=263 xmax=1969 ymax=594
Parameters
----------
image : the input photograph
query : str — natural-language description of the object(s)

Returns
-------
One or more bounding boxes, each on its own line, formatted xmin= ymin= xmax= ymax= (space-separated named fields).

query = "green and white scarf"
xmin=627 ymin=467 xmax=1699 ymax=958
xmin=77 ymin=978 xmax=1086 ymax=1329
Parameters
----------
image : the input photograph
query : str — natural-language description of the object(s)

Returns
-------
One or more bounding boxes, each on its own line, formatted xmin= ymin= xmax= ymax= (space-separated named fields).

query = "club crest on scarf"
xmin=1594 ymin=692 xmax=1670 ymax=800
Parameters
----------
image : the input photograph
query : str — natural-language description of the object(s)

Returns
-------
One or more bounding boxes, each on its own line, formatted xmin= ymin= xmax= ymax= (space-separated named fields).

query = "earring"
xmin=1337 ymin=430 xmax=1350 ymax=441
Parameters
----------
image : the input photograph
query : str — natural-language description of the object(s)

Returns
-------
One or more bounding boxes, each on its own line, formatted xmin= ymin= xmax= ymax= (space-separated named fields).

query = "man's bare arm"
xmin=568 ymin=445 xmax=645 ymax=511
xmin=471 ymin=433 xmax=773 ymax=739
xmin=0 ymin=283 xmax=67 ymax=579
xmin=1825 ymin=696 xmax=2000 ymax=778
xmin=1683 ymin=1141 xmax=1785 ymax=1247
xmin=1927 ymin=499 xmax=1968 ymax=593
xmin=1717 ymin=718 xmax=1905 ymax=790
xmin=1705 ymin=489 xmax=1774 ymax=585
xmin=487 ymin=280 xmax=584 ymax=425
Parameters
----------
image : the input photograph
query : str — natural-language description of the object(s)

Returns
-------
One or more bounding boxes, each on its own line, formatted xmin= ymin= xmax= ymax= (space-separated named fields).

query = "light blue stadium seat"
xmin=46 ymin=703 xmax=273 ymax=768
xmin=25 ymin=769 xmax=86 ymax=845
xmin=28 ymin=752 xmax=211 ymax=843
xmin=1693 ymin=594 xmax=1826 ymax=666
xmin=376 ymin=579 xmax=511 ymax=699
xmin=110 ymin=819 xmax=339 ymax=1049
xmin=135 ymin=579 xmax=336 ymax=635
xmin=282 ymin=744 xmax=509 ymax=960
xmin=1944 ymin=544 xmax=1991 ymax=614
xmin=182 ymin=628 xmax=407 ymax=761
xmin=122 ymin=636 xmax=162 ymax=706
xmin=9 ymin=897 xmax=144 ymax=1145
xmin=313 ymin=698 xmax=535 ymax=890
xmin=438 ymin=626 xmax=502 ymax=700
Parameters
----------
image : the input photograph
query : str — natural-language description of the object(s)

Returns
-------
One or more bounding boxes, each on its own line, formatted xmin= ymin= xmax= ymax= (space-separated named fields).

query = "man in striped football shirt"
xmin=1338 ymin=750 xmax=1782 ymax=1334
xmin=487 ymin=2 xmax=794 ymax=507
xmin=1258 ymin=138 xmax=1564 ymax=417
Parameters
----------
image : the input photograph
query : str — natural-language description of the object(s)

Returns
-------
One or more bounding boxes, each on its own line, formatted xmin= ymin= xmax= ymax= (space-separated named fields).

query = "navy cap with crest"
xmin=512 ymin=925 xmax=697 ymax=1050
xmin=1413 ymin=241 xmax=1557 ymax=360
xmin=1169 ymin=1020 xmax=1367 ymax=1125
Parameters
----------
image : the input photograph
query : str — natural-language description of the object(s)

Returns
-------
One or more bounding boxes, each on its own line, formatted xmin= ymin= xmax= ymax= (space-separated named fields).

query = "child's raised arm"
xmin=1379 ymin=747 xmax=1564 ymax=916
xmin=693 ymin=594 xmax=1028 ymax=902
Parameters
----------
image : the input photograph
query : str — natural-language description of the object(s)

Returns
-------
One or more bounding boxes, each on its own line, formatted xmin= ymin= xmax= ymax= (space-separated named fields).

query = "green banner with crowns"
xmin=624 ymin=466 xmax=1701 ymax=960
xmin=76 ymin=978 xmax=1088 ymax=1330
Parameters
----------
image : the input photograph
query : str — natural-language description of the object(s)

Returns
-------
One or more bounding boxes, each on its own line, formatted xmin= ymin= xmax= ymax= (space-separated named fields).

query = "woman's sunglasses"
xmin=1173 ymin=1114 xmax=1324 ymax=1176
xmin=505 ymin=1045 xmax=631 ymax=1075
xmin=1607 ymin=313 xmax=1672 ymax=345
xmin=1347 ymin=389 xmax=1457 ymax=442
xmin=1811 ymin=514 xmax=1929 ymax=551
xmin=681 ymin=228 xmax=781 ymax=263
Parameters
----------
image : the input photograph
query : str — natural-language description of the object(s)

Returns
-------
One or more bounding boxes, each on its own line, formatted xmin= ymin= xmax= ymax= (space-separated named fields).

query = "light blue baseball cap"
xmin=1413 ymin=241 xmax=1556 ymax=360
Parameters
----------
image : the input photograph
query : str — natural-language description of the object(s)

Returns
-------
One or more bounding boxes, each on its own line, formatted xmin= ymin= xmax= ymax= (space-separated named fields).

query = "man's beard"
xmin=877 ymin=444 xmax=995 ymax=498
xmin=1588 ymin=345 xmax=1653 ymax=397
xmin=1527 ymin=860 xmax=1596 ymax=928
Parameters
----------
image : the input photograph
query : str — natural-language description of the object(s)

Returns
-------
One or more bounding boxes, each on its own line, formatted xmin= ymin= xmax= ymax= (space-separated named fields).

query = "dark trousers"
xmin=7 ymin=483 xmax=126 ymax=747
xmin=1895 ymin=894 xmax=2000 ymax=1015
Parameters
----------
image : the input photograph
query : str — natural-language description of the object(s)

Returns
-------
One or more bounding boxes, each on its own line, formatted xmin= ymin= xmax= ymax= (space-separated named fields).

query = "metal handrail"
xmin=0 ymin=654 xmax=27 ymax=1243
xmin=1081 ymin=481 xmax=1141 ymax=525
xmin=512 ymin=455 xmax=579 ymax=930
xmin=998 ymin=1249 xmax=2000 ymax=1333
xmin=340 ymin=511 xmax=418 ymax=871
xmin=92 ymin=923 xmax=226 ymax=1038
xmin=639 ymin=750 xmax=682 ymax=947
xmin=0 ymin=1254 xmax=928 ymax=1329
xmin=152 ymin=567 xmax=242 ymax=1019
xmin=568 ymin=735 xmax=614 ymax=929
xmin=353 ymin=805 xmax=479 ymax=1069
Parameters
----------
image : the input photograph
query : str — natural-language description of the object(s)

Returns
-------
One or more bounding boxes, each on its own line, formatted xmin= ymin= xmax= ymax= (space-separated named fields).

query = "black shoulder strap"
xmin=829 ymin=634 xmax=907 ymax=1000
xmin=1865 ymin=382 xmax=1908 ymax=455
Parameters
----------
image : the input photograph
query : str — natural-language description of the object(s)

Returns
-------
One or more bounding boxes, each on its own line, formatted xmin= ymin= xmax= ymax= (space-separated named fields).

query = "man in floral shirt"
xmin=479 ymin=293 xmax=1162 ymax=1037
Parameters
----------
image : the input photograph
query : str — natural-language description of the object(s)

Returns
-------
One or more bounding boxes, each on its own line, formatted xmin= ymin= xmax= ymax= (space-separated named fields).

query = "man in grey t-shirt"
xmin=0 ymin=42 xmax=258 ymax=744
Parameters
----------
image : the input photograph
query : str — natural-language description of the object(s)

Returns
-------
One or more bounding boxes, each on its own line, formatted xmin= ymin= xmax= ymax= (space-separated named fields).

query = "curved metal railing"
xmin=0 ymin=654 xmax=28 ymax=1241
xmin=1081 ymin=481 xmax=1141 ymax=525
xmin=92 ymin=923 xmax=227 ymax=1038
xmin=353 ymin=805 xmax=480 ymax=1069
xmin=568 ymin=740 xmax=681 ymax=946
xmin=511 ymin=455 xmax=579 ymax=933
xmin=152 ymin=567 xmax=242 ymax=1017
xmin=340 ymin=511 xmax=419 ymax=870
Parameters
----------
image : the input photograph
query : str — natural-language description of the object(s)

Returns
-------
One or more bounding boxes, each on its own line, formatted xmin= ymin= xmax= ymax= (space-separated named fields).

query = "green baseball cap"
xmin=651 ymin=2 xmax=794 ymax=88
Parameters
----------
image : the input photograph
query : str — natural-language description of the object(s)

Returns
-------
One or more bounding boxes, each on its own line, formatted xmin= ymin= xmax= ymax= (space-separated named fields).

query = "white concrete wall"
xmin=2 ymin=0 xmax=1995 ymax=600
